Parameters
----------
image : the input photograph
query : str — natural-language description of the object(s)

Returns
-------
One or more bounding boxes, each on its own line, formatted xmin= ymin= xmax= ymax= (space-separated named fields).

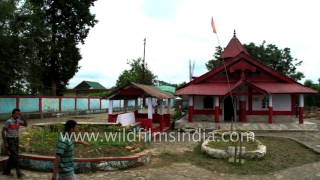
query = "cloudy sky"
xmin=68 ymin=0 xmax=320 ymax=88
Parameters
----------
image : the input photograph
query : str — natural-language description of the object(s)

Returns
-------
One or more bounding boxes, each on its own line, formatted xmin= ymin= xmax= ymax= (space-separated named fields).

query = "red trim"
xmin=299 ymin=107 xmax=304 ymax=124
xmin=0 ymin=96 xmax=101 ymax=99
xmin=188 ymin=106 xmax=194 ymax=122
xmin=159 ymin=115 xmax=164 ymax=131
xmin=268 ymin=107 xmax=273 ymax=124
xmin=108 ymin=114 xmax=118 ymax=123
xmin=16 ymin=97 xmax=19 ymax=109
xmin=239 ymin=101 xmax=246 ymax=122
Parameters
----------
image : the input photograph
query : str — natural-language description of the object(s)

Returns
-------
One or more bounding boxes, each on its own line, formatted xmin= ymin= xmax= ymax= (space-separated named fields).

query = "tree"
xmin=206 ymin=41 xmax=305 ymax=81
xmin=304 ymin=79 xmax=320 ymax=107
xmin=116 ymin=58 xmax=157 ymax=87
xmin=0 ymin=0 xmax=29 ymax=95
xmin=0 ymin=0 xmax=97 ymax=95
xmin=205 ymin=46 xmax=223 ymax=70
xmin=29 ymin=0 xmax=97 ymax=95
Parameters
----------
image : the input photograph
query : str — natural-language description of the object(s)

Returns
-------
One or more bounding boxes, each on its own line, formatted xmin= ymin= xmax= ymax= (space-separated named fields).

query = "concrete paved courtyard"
xmin=1 ymin=113 xmax=320 ymax=180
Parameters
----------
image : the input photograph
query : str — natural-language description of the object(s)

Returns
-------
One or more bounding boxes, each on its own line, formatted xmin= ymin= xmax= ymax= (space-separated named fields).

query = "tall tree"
xmin=116 ymin=58 xmax=157 ymax=87
xmin=0 ymin=0 xmax=29 ymax=95
xmin=304 ymin=79 xmax=320 ymax=107
xmin=205 ymin=46 xmax=223 ymax=70
xmin=206 ymin=41 xmax=305 ymax=81
xmin=29 ymin=0 xmax=97 ymax=95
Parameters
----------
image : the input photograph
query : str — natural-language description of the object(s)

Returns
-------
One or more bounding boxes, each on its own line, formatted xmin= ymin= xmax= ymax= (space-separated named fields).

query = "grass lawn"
xmin=19 ymin=124 xmax=147 ymax=157
xmin=154 ymin=136 xmax=320 ymax=175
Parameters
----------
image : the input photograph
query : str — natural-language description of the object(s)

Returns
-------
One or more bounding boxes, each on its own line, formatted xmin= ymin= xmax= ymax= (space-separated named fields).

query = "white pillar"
xmin=108 ymin=100 xmax=113 ymax=114
xmin=167 ymin=99 xmax=170 ymax=114
xmin=189 ymin=96 xmax=193 ymax=106
xmin=214 ymin=96 xmax=219 ymax=107
xmin=299 ymin=94 xmax=304 ymax=107
xmin=268 ymin=94 xmax=273 ymax=107
xmin=147 ymin=97 xmax=153 ymax=119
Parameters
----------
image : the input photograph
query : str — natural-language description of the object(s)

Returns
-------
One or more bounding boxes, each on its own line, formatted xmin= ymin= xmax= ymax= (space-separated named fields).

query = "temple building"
xmin=176 ymin=32 xmax=316 ymax=124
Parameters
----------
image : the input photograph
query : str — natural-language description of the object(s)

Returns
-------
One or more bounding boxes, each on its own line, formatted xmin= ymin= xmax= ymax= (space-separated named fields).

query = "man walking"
xmin=52 ymin=120 xmax=88 ymax=180
xmin=2 ymin=108 xmax=27 ymax=178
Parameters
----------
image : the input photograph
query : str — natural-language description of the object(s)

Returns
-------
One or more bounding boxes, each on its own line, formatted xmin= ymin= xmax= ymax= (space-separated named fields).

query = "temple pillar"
xmin=299 ymin=94 xmax=304 ymax=124
xmin=147 ymin=98 xmax=153 ymax=120
xmin=268 ymin=94 xmax=273 ymax=124
xmin=167 ymin=99 xmax=170 ymax=114
xmin=188 ymin=96 xmax=194 ymax=123
xmin=108 ymin=100 xmax=113 ymax=114
xmin=214 ymin=96 xmax=220 ymax=123
xmin=239 ymin=96 xmax=246 ymax=122
xmin=108 ymin=100 xmax=113 ymax=121
xmin=135 ymin=98 xmax=138 ymax=109
xmin=159 ymin=100 xmax=165 ymax=131
xmin=124 ymin=99 xmax=128 ymax=112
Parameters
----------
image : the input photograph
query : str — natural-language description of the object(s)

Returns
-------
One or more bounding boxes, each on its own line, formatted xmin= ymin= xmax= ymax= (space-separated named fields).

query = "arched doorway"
xmin=224 ymin=96 xmax=235 ymax=121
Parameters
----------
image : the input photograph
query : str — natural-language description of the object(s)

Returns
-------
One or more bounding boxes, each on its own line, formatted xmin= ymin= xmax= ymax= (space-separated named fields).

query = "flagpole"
xmin=211 ymin=18 xmax=237 ymax=131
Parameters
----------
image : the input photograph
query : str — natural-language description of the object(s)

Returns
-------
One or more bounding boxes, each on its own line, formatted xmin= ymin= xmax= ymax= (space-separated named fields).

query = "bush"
xmin=172 ymin=110 xmax=183 ymax=120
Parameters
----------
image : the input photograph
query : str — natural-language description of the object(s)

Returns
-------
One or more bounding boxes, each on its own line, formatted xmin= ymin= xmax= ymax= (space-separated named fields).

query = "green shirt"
xmin=56 ymin=134 xmax=74 ymax=176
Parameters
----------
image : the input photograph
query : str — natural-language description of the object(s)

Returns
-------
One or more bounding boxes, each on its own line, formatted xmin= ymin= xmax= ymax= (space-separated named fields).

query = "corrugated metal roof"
xmin=176 ymin=83 xmax=236 ymax=95
xmin=176 ymin=82 xmax=317 ymax=96
xmin=156 ymin=85 xmax=176 ymax=94
xmin=132 ymin=83 xmax=174 ymax=99
xmin=85 ymin=81 xmax=106 ymax=89
xmin=252 ymin=83 xmax=317 ymax=94
xmin=107 ymin=83 xmax=174 ymax=100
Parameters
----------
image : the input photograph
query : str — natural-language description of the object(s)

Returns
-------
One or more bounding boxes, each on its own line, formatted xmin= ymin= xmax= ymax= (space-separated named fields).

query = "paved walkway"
xmin=176 ymin=117 xmax=318 ymax=132
xmin=1 ymin=113 xmax=320 ymax=179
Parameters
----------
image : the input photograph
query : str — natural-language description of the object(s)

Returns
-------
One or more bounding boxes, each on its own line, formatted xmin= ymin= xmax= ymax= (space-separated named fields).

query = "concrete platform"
xmin=175 ymin=116 xmax=318 ymax=132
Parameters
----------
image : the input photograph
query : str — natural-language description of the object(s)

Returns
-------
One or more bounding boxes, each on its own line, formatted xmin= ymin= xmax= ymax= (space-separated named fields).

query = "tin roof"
xmin=107 ymin=83 xmax=174 ymax=100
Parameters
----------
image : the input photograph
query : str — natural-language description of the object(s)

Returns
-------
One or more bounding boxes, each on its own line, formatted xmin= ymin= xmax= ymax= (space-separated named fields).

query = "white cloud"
xmin=69 ymin=0 xmax=320 ymax=88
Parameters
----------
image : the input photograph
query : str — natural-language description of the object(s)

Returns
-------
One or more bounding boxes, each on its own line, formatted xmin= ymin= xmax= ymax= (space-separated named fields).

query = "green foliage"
xmin=0 ymin=0 xmax=97 ymax=95
xmin=0 ymin=0 xmax=29 ymax=94
xmin=116 ymin=58 xmax=157 ymax=87
xmin=172 ymin=110 xmax=182 ymax=120
xmin=304 ymin=79 xmax=320 ymax=107
xmin=206 ymin=42 xmax=304 ymax=81
xmin=205 ymin=46 xmax=223 ymax=70
xmin=20 ymin=124 xmax=145 ymax=157
xmin=245 ymin=41 xmax=304 ymax=80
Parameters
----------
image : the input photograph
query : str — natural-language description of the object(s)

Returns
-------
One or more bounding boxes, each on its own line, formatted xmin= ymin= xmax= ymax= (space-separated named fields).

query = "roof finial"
xmin=233 ymin=29 xmax=236 ymax=38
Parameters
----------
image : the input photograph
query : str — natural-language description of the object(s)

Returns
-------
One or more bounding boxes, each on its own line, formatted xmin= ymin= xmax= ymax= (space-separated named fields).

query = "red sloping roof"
xmin=221 ymin=36 xmax=249 ymax=59
xmin=252 ymin=83 xmax=317 ymax=94
xmin=176 ymin=83 xmax=236 ymax=96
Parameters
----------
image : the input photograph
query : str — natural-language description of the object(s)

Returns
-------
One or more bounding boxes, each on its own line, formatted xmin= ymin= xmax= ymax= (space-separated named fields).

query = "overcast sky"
xmin=68 ymin=0 xmax=320 ymax=88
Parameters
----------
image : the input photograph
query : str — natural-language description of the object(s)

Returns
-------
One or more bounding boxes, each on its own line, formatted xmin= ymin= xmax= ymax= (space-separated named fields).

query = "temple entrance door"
xmin=224 ymin=96 xmax=235 ymax=122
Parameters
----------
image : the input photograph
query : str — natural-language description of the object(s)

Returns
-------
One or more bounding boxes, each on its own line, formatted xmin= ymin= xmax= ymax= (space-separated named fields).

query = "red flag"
xmin=211 ymin=17 xmax=217 ymax=33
